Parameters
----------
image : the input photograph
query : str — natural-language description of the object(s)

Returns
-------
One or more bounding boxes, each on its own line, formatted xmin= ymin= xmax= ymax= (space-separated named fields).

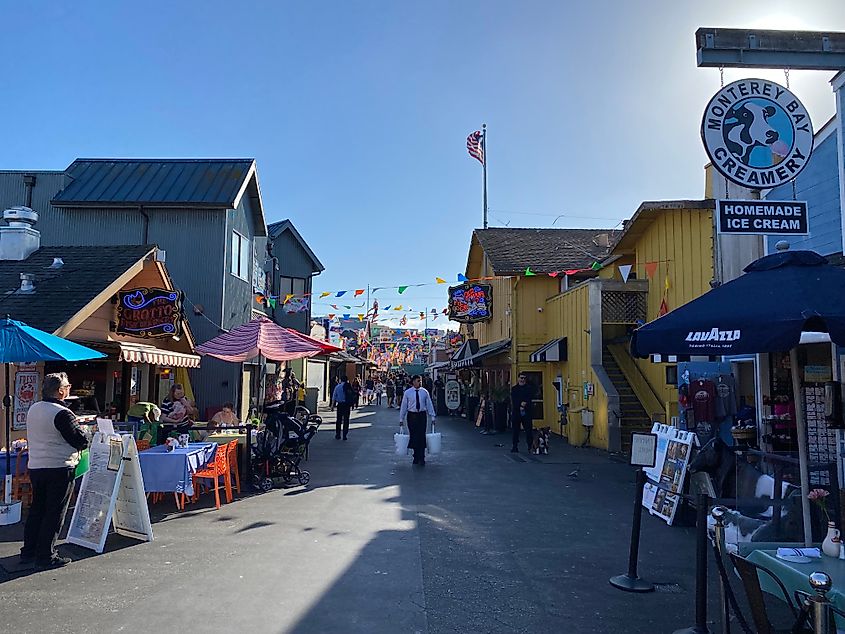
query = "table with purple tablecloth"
xmin=0 ymin=450 xmax=27 ymax=477
xmin=138 ymin=443 xmax=217 ymax=497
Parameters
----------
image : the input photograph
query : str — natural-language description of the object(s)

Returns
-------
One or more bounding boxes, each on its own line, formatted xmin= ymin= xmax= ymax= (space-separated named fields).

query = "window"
xmin=231 ymin=231 xmax=250 ymax=280
xmin=292 ymin=278 xmax=306 ymax=296
xmin=279 ymin=276 xmax=294 ymax=296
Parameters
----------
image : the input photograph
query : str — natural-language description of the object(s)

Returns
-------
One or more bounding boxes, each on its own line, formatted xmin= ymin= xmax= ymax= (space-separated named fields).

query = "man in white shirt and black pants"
xmin=399 ymin=375 xmax=436 ymax=466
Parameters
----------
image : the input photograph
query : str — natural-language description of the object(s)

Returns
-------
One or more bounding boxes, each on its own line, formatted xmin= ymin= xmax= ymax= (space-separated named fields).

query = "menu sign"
xmin=116 ymin=287 xmax=183 ymax=339
xmin=13 ymin=366 xmax=39 ymax=431
xmin=448 ymin=283 xmax=492 ymax=323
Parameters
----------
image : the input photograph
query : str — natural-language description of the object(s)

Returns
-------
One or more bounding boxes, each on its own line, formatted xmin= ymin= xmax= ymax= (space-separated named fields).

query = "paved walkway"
xmin=0 ymin=404 xmax=711 ymax=633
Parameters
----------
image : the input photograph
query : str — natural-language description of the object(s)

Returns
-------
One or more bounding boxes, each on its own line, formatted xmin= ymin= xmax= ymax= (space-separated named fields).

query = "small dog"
xmin=532 ymin=427 xmax=551 ymax=455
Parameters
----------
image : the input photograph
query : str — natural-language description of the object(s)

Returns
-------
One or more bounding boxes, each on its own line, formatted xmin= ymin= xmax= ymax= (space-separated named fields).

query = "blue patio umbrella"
xmin=630 ymin=249 xmax=845 ymax=545
xmin=1 ymin=317 xmax=105 ymax=505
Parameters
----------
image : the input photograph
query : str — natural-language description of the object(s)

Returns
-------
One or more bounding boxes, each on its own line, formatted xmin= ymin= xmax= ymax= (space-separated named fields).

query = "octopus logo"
xmin=701 ymin=79 xmax=813 ymax=189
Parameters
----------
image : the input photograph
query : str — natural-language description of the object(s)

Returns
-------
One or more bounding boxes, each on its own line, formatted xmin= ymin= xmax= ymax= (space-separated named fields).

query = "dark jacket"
xmin=511 ymin=384 xmax=535 ymax=419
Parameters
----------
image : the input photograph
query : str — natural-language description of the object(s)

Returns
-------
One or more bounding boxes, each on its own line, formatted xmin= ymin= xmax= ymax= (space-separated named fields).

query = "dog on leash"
xmin=531 ymin=427 xmax=551 ymax=455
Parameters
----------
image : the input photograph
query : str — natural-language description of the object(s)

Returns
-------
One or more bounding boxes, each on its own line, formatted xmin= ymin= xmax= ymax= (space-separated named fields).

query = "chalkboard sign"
xmin=67 ymin=432 xmax=153 ymax=553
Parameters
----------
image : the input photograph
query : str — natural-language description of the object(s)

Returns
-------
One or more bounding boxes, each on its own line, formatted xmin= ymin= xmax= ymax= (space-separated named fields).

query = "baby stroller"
xmin=252 ymin=402 xmax=318 ymax=492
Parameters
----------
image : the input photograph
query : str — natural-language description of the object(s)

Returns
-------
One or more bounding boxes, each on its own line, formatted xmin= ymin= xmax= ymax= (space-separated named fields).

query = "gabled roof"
xmin=611 ymin=200 xmax=715 ymax=254
xmin=470 ymin=228 xmax=614 ymax=276
xmin=51 ymin=158 xmax=267 ymax=236
xmin=0 ymin=245 xmax=157 ymax=334
xmin=267 ymin=219 xmax=325 ymax=273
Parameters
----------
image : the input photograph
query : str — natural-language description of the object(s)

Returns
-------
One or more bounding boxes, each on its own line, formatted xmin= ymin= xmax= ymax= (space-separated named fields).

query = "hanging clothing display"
xmin=691 ymin=378 xmax=716 ymax=423
xmin=714 ymin=374 xmax=738 ymax=419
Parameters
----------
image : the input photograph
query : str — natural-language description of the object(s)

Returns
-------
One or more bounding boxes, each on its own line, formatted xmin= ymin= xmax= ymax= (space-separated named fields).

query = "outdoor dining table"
xmin=0 ymin=450 xmax=26 ymax=476
xmin=746 ymin=548 xmax=845 ymax=628
xmin=138 ymin=442 xmax=217 ymax=498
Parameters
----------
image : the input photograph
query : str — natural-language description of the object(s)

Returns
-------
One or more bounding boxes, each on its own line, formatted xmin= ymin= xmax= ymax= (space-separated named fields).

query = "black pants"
xmin=336 ymin=403 xmax=351 ymax=438
xmin=407 ymin=411 xmax=427 ymax=463
xmin=512 ymin=414 xmax=533 ymax=449
xmin=22 ymin=467 xmax=76 ymax=564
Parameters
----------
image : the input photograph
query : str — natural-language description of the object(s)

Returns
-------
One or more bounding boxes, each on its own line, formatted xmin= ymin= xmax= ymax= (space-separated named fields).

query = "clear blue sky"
xmin=2 ymin=0 xmax=844 ymax=327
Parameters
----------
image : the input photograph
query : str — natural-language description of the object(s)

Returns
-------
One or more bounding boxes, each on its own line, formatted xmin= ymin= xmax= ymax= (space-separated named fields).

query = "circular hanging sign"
xmin=701 ymin=78 xmax=813 ymax=189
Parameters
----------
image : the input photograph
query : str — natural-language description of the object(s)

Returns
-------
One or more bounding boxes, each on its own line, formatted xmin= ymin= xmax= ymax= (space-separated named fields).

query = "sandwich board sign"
xmin=630 ymin=432 xmax=658 ymax=468
xmin=67 ymin=429 xmax=153 ymax=553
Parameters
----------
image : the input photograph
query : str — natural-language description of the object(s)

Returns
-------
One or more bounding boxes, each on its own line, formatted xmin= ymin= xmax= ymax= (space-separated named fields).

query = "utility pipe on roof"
xmin=139 ymin=205 xmax=149 ymax=245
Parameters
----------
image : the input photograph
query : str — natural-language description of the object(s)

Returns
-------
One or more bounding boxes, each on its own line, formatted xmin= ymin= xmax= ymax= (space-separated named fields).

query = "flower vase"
xmin=822 ymin=522 xmax=841 ymax=558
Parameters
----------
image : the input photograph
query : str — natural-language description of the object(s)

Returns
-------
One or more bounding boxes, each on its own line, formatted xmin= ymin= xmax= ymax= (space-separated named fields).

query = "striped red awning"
xmin=195 ymin=316 xmax=328 ymax=362
xmin=118 ymin=343 xmax=201 ymax=368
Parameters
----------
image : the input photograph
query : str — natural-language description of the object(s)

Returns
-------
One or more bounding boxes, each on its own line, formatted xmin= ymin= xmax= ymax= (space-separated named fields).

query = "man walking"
xmin=20 ymin=372 xmax=90 ymax=569
xmin=399 ymin=375 xmax=436 ymax=466
xmin=510 ymin=372 xmax=535 ymax=453
xmin=332 ymin=375 xmax=353 ymax=440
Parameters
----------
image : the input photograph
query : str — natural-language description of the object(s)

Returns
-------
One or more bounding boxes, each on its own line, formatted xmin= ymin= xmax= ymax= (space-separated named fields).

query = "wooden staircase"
xmin=602 ymin=347 xmax=654 ymax=455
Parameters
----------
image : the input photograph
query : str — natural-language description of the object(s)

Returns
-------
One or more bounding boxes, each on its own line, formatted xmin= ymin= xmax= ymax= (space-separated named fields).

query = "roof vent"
xmin=19 ymin=273 xmax=35 ymax=294
xmin=48 ymin=257 xmax=64 ymax=269
xmin=593 ymin=233 xmax=610 ymax=248
xmin=0 ymin=206 xmax=40 ymax=261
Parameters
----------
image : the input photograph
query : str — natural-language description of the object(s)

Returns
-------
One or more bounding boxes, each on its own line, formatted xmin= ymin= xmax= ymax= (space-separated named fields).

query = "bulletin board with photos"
xmin=642 ymin=423 xmax=696 ymax=526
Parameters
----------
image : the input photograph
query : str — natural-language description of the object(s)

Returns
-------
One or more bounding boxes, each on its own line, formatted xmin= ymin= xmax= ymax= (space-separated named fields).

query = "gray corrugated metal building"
xmin=0 ymin=159 xmax=270 ymax=417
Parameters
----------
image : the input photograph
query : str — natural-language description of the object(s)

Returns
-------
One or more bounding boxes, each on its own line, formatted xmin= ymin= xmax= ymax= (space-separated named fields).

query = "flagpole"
xmin=482 ymin=123 xmax=488 ymax=229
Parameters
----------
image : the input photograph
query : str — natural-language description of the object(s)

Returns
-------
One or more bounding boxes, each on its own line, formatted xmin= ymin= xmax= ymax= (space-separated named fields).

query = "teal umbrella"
xmin=1 ymin=317 xmax=105 ymax=504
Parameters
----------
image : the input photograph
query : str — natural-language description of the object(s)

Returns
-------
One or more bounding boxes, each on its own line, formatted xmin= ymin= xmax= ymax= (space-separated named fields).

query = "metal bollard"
xmin=808 ymin=572 xmax=833 ymax=634
xmin=674 ymin=494 xmax=712 ymax=634
xmin=609 ymin=468 xmax=655 ymax=593
xmin=711 ymin=507 xmax=730 ymax=634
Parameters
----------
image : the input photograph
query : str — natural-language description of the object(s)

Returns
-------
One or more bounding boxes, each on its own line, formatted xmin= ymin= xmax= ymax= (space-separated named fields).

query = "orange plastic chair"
xmin=12 ymin=450 xmax=32 ymax=507
xmin=191 ymin=445 xmax=232 ymax=509
xmin=136 ymin=440 xmax=151 ymax=452
xmin=226 ymin=440 xmax=240 ymax=494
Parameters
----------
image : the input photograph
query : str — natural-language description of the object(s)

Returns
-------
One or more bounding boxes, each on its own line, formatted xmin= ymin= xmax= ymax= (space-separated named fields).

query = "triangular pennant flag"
xmin=618 ymin=264 xmax=632 ymax=283
xmin=524 ymin=267 xmax=536 ymax=276
xmin=270 ymin=298 xmax=278 ymax=308
xmin=431 ymin=309 xmax=437 ymax=314
xmin=336 ymin=291 xmax=347 ymax=297
xmin=457 ymin=273 xmax=468 ymax=282
xmin=328 ymin=313 xmax=336 ymax=319
xmin=255 ymin=294 xmax=265 ymax=303
xmin=285 ymin=294 xmax=294 ymax=303
xmin=373 ymin=287 xmax=382 ymax=293
xmin=591 ymin=261 xmax=602 ymax=271
xmin=548 ymin=271 xmax=559 ymax=278
xmin=344 ymin=305 xmax=351 ymax=310
xmin=394 ymin=305 xmax=403 ymax=310
xmin=644 ymin=262 xmax=658 ymax=279
xmin=358 ymin=314 xmax=365 ymax=321
xmin=384 ymin=305 xmax=391 ymax=310
xmin=419 ymin=312 xmax=424 ymax=319
xmin=658 ymin=297 xmax=669 ymax=317
xmin=343 ymin=313 xmax=351 ymax=319
xmin=354 ymin=289 xmax=365 ymax=297
xmin=564 ymin=269 xmax=581 ymax=276
xmin=432 ymin=314 xmax=438 ymax=321
xmin=398 ymin=286 xmax=408 ymax=294
xmin=442 ymin=308 xmax=448 ymax=314
xmin=330 ymin=304 xmax=339 ymax=310
xmin=320 ymin=292 xmax=330 ymax=298
xmin=435 ymin=277 xmax=446 ymax=284
xmin=664 ymin=276 xmax=671 ymax=292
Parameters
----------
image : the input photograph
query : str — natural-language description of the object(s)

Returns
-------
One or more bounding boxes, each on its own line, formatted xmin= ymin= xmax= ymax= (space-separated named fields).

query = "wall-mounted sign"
xmin=13 ymin=366 xmax=39 ymax=430
xmin=448 ymin=283 xmax=492 ymax=323
xmin=701 ymin=79 xmax=813 ymax=189
xmin=716 ymin=200 xmax=809 ymax=235
xmin=116 ymin=288 xmax=183 ymax=339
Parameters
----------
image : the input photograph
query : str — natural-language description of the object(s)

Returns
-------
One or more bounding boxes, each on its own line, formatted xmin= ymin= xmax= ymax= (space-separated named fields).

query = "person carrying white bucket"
xmin=399 ymin=375 xmax=436 ymax=466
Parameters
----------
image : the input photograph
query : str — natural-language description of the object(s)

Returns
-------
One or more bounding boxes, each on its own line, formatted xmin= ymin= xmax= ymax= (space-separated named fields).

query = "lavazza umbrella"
xmin=631 ymin=249 xmax=845 ymax=546
xmin=0 ymin=317 xmax=105 ymax=523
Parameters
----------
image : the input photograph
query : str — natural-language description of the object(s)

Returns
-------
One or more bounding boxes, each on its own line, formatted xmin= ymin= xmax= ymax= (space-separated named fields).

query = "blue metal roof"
xmin=52 ymin=159 xmax=256 ymax=207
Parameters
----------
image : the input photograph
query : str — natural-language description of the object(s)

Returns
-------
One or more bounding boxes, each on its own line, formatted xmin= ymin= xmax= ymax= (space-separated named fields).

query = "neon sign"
xmin=448 ymin=283 xmax=492 ymax=323
xmin=116 ymin=287 xmax=183 ymax=338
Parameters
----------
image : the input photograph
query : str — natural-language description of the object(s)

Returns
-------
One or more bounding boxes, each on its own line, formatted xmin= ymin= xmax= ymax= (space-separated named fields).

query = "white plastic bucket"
xmin=394 ymin=432 xmax=410 ymax=455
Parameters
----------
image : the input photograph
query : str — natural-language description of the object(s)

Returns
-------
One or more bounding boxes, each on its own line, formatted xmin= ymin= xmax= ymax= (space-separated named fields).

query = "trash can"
xmin=305 ymin=387 xmax=319 ymax=414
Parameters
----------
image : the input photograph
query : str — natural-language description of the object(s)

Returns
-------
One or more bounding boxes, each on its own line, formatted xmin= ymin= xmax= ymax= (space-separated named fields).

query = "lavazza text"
xmin=720 ymin=202 xmax=804 ymax=231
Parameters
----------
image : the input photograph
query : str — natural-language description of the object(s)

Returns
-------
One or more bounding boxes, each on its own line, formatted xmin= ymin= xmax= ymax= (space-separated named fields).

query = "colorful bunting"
xmin=618 ymin=264 xmax=632 ymax=283
xmin=384 ymin=305 xmax=391 ymax=310
xmin=457 ymin=273 xmax=469 ymax=282
xmin=644 ymin=262 xmax=658 ymax=279
xmin=336 ymin=291 xmax=347 ymax=297
xmin=343 ymin=313 xmax=351 ymax=319
xmin=664 ymin=276 xmax=671 ymax=292
xmin=548 ymin=271 xmax=559 ymax=278
xmin=284 ymin=293 xmax=294 ymax=303
xmin=358 ymin=314 xmax=365 ymax=321
xmin=331 ymin=304 xmax=339 ymax=310
xmin=255 ymin=294 xmax=265 ymax=303
xmin=328 ymin=313 xmax=336 ymax=319
xmin=320 ymin=292 xmax=331 ymax=298
xmin=269 ymin=298 xmax=277 ymax=308
xmin=591 ymin=261 xmax=602 ymax=271
xmin=525 ymin=267 xmax=536 ymax=276
xmin=398 ymin=286 xmax=408 ymax=294
xmin=394 ymin=305 xmax=403 ymax=310
xmin=435 ymin=277 xmax=446 ymax=284
xmin=344 ymin=305 xmax=351 ymax=310
xmin=658 ymin=297 xmax=669 ymax=317
xmin=354 ymin=289 xmax=365 ymax=297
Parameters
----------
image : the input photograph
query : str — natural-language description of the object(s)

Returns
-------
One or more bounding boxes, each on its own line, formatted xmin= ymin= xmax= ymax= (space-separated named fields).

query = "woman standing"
xmin=351 ymin=377 xmax=362 ymax=409
xmin=385 ymin=375 xmax=395 ymax=408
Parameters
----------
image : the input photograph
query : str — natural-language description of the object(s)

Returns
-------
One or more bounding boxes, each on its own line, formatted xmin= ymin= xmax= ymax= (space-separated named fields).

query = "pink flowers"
xmin=808 ymin=488 xmax=831 ymax=522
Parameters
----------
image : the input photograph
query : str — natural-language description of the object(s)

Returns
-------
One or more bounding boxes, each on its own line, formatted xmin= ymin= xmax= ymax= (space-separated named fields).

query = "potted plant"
xmin=490 ymin=385 xmax=510 ymax=432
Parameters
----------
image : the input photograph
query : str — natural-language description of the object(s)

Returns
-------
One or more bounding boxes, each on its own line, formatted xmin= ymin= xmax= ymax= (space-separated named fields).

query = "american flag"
xmin=466 ymin=130 xmax=484 ymax=165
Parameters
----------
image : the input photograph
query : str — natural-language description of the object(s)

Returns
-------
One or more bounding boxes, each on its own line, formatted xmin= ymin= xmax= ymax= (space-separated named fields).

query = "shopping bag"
xmin=394 ymin=428 xmax=410 ymax=455
xmin=426 ymin=421 xmax=442 ymax=455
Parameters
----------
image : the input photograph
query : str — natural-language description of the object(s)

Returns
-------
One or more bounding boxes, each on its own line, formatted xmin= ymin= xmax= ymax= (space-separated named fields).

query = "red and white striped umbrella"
xmin=196 ymin=316 xmax=326 ymax=362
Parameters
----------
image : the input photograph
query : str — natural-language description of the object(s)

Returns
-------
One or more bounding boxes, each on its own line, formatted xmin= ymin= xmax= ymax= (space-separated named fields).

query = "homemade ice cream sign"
xmin=716 ymin=200 xmax=809 ymax=235
xmin=701 ymin=79 xmax=813 ymax=189
xmin=116 ymin=287 xmax=183 ymax=338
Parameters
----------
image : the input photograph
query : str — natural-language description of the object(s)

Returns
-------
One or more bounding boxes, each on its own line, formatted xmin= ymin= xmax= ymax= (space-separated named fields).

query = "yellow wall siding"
xmin=473 ymin=275 xmax=513 ymax=346
xmin=630 ymin=208 xmax=714 ymax=414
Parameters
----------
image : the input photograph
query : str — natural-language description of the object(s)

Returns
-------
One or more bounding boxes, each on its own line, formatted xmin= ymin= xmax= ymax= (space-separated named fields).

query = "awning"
xmin=530 ymin=338 xmax=567 ymax=363
xmin=119 ymin=343 xmax=201 ymax=368
xmin=451 ymin=338 xmax=511 ymax=369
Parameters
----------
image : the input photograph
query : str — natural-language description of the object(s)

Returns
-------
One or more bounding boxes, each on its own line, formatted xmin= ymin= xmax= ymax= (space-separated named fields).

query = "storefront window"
xmin=231 ymin=230 xmax=250 ymax=280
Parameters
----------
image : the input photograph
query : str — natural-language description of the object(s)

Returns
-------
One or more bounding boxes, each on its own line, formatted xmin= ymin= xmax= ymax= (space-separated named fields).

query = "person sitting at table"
xmin=159 ymin=384 xmax=193 ymax=444
xmin=210 ymin=402 xmax=239 ymax=434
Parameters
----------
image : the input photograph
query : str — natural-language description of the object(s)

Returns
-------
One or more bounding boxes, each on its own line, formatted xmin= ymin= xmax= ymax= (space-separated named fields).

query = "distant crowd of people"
xmin=329 ymin=371 xmax=437 ymax=411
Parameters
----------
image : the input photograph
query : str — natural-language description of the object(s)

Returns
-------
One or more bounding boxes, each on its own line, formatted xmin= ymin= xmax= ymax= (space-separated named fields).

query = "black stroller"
xmin=252 ymin=403 xmax=318 ymax=491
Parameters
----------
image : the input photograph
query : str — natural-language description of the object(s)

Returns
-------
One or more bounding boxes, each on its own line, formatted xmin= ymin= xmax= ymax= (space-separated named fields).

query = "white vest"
xmin=26 ymin=400 xmax=81 ymax=469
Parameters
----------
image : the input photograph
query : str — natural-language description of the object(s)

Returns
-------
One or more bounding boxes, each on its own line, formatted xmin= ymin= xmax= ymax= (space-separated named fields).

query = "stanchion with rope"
xmin=674 ymin=493 xmax=713 ymax=634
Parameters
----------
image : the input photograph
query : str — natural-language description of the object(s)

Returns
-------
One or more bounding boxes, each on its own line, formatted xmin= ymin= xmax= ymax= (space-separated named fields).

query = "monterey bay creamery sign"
xmin=701 ymin=79 xmax=813 ymax=189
